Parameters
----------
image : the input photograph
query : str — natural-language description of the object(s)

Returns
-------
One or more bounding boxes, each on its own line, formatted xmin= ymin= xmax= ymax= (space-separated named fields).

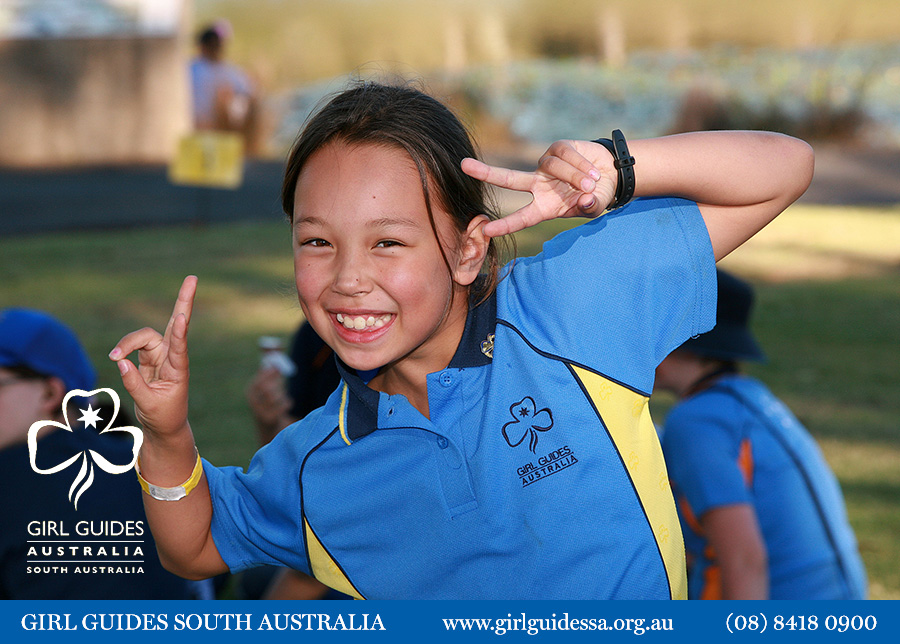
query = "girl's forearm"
xmin=628 ymin=131 xmax=814 ymax=259
xmin=630 ymin=131 xmax=813 ymax=206
xmin=138 ymin=426 xmax=227 ymax=579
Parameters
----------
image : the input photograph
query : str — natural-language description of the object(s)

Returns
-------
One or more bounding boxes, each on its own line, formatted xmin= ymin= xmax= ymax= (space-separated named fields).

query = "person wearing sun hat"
xmin=654 ymin=270 xmax=867 ymax=600
xmin=0 ymin=308 xmax=97 ymax=450
xmin=0 ymin=308 xmax=196 ymax=599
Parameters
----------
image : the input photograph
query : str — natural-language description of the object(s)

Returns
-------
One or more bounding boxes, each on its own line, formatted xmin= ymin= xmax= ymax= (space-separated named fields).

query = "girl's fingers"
xmin=114 ymin=358 xmax=152 ymax=402
xmin=163 ymin=276 xmax=198 ymax=342
xmin=482 ymin=218 xmax=514 ymax=238
xmin=577 ymin=191 xmax=602 ymax=215
xmin=166 ymin=313 xmax=191 ymax=372
xmin=461 ymin=158 xmax=534 ymax=192
xmin=109 ymin=327 xmax=165 ymax=363
xmin=544 ymin=140 xmax=602 ymax=180
xmin=539 ymin=155 xmax=596 ymax=193
xmin=483 ymin=204 xmax=547 ymax=238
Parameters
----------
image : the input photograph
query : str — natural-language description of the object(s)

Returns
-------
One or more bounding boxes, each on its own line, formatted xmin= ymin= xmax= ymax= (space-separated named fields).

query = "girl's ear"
xmin=41 ymin=377 xmax=67 ymax=419
xmin=453 ymin=215 xmax=490 ymax=286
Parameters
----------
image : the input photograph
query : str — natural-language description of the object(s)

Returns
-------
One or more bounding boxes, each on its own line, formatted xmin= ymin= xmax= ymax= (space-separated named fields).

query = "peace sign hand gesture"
xmin=109 ymin=275 xmax=197 ymax=439
xmin=462 ymin=139 xmax=617 ymax=238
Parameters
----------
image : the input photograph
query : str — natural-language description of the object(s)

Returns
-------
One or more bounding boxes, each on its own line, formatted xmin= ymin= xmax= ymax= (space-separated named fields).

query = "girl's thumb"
xmin=115 ymin=359 xmax=148 ymax=400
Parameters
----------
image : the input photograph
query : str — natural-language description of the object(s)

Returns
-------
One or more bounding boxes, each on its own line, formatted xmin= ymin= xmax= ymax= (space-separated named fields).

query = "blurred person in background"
xmin=189 ymin=20 xmax=259 ymax=152
xmin=0 ymin=308 xmax=200 ymax=599
xmin=655 ymin=270 xmax=867 ymax=600
xmin=242 ymin=320 xmax=346 ymax=600
xmin=248 ymin=321 xmax=339 ymax=446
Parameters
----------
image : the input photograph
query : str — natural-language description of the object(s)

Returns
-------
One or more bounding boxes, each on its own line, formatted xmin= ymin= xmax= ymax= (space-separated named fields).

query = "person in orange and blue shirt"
xmin=656 ymin=270 xmax=867 ymax=599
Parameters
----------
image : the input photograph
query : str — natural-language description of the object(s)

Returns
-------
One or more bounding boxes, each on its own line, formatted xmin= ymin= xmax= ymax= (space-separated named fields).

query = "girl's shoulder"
xmin=277 ymin=400 xmax=340 ymax=448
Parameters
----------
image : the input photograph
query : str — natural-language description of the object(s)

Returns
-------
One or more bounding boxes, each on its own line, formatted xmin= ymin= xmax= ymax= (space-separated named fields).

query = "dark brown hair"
xmin=281 ymin=81 xmax=505 ymax=303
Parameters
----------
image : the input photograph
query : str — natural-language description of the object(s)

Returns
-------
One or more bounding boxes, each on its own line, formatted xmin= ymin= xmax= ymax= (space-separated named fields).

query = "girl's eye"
xmin=301 ymin=238 xmax=331 ymax=248
xmin=375 ymin=240 xmax=403 ymax=248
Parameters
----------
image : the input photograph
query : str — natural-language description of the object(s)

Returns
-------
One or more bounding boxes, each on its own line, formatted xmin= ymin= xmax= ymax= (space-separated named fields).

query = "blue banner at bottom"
xmin=2 ymin=600 xmax=895 ymax=643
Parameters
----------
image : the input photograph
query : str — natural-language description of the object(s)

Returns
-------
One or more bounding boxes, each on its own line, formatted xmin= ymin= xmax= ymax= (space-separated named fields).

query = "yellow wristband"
xmin=136 ymin=449 xmax=203 ymax=501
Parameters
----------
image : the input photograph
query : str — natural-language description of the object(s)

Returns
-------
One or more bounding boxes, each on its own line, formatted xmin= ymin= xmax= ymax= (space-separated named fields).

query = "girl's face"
xmin=292 ymin=141 xmax=482 ymax=376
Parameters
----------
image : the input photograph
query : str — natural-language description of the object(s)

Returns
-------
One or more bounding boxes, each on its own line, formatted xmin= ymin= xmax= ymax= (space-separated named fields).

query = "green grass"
xmin=1 ymin=203 xmax=898 ymax=597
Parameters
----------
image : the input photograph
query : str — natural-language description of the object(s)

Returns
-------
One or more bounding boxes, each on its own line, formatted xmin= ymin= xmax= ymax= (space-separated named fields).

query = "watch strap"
xmin=592 ymin=129 xmax=636 ymax=209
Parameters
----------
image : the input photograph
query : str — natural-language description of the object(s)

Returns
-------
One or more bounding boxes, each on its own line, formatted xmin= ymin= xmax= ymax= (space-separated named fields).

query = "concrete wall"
xmin=0 ymin=35 xmax=190 ymax=167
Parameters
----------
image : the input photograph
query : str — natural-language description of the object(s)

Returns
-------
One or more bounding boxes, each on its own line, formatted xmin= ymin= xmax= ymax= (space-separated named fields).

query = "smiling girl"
xmin=110 ymin=81 xmax=813 ymax=599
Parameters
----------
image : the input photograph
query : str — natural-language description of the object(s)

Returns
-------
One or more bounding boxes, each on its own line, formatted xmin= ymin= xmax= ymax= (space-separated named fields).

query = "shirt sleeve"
xmin=204 ymin=420 xmax=314 ymax=574
xmin=500 ymin=197 xmax=716 ymax=394
xmin=662 ymin=392 xmax=753 ymax=518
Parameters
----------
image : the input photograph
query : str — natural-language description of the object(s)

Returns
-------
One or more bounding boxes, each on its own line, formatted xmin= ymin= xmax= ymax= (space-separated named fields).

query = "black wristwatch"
xmin=591 ymin=129 xmax=635 ymax=210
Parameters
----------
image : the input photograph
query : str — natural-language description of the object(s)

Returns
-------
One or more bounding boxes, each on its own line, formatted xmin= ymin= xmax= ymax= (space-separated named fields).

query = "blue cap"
xmin=0 ymin=308 xmax=97 ymax=392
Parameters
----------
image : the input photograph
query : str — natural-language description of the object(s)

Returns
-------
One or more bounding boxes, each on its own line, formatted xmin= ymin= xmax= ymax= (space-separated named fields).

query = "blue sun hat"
xmin=0 ymin=308 xmax=97 ymax=392
xmin=680 ymin=270 xmax=767 ymax=363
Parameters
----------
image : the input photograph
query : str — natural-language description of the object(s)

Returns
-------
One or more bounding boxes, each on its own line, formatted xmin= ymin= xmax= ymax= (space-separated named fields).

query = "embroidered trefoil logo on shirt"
xmin=501 ymin=396 xmax=553 ymax=453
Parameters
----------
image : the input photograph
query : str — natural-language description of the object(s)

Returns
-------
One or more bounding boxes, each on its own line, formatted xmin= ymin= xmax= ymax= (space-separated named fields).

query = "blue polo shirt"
xmin=662 ymin=375 xmax=867 ymax=599
xmin=206 ymin=197 xmax=716 ymax=599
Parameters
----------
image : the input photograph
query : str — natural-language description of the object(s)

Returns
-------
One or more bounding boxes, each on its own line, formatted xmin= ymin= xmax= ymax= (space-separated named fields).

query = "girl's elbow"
xmin=158 ymin=550 xmax=217 ymax=581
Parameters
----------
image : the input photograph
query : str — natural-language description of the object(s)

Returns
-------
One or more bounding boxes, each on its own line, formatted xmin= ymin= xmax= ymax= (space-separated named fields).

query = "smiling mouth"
xmin=336 ymin=312 xmax=392 ymax=331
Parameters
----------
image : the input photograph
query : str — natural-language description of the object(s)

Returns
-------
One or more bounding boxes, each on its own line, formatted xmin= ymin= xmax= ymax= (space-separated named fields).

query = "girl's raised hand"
xmin=108 ymin=276 xmax=197 ymax=439
xmin=462 ymin=139 xmax=617 ymax=237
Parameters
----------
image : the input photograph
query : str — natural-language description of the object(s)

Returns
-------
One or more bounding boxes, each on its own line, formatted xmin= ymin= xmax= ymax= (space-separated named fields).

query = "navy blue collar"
xmin=335 ymin=288 xmax=497 ymax=441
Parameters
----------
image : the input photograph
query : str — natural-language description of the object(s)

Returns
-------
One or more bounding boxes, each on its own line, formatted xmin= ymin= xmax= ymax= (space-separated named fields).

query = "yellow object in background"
xmin=169 ymin=132 xmax=244 ymax=188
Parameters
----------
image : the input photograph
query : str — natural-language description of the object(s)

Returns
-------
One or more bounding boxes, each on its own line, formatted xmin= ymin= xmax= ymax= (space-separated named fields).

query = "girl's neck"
xmin=366 ymin=293 xmax=470 ymax=420
xmin=368 ymin=367 xmax=433 ymax=419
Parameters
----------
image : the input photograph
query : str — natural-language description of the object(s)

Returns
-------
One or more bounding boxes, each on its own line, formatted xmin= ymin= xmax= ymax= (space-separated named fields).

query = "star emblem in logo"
xmin=27 ymin=388 xmax=143 ymax=510
xmin=77 ymin=404 xmax=103 ymax=429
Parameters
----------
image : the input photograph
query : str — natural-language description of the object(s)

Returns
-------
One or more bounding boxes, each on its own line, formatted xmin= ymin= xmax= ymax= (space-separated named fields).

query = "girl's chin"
xmin=338 ymin=355 xmax=386 ymax=376
xmin=332 ymin=345 xmax=389 ymax=373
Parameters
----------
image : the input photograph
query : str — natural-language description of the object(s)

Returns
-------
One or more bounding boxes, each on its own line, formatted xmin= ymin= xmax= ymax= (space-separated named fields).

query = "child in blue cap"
xmin=110 ymin=82 xmax=815 ymax=599
xmin=0 ymin=308 xmax=196 ymax=599
xmin=655 ymin=270 xmax=867 ymax=599
xmin=0 ymin=308 xmax=97 ymax=450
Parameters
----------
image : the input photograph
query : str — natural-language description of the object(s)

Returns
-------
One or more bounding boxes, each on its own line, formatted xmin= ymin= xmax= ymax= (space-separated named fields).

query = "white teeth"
xmin=337 ymin=313 xmax=391 ymax=331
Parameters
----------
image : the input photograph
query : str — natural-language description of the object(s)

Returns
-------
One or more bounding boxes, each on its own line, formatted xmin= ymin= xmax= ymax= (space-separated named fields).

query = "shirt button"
xmin=439 ymin=371 xmax=453 ymax=387
xmin=437 ymin=436 xmax=449 ymax=449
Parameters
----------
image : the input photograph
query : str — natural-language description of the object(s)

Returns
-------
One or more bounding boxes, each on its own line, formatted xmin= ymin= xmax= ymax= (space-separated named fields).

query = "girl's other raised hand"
xmin=462 ymin=139 xmax=617 ymax=238
xmin=108 ymin=275 xmax=197 ymax=439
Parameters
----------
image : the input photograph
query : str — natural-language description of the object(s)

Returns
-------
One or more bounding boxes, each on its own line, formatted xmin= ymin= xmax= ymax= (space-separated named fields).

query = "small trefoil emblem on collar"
xmin=480 ymin=333 xmax=495 ymax=359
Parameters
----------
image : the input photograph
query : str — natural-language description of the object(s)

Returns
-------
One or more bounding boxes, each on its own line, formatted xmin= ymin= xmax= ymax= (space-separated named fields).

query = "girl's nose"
xmin=331 ymin=251 xmax=372 ymax=297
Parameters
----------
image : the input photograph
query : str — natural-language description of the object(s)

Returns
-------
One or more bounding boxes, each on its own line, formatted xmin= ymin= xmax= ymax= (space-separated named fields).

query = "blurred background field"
xmin=1 ymin=204 xmax=898 ymax=598
xmin=1 ymin=0 xmax=898 ymax=599
xmin=196 ymin=0 xmax=900 ymax=153
xmin=197 ymin=0 xmax=900 ymax=88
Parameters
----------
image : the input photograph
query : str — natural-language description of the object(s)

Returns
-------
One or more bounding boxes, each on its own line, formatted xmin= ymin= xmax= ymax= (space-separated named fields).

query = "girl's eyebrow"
xmin=366 ymin=216 xmax=422 ymax=230
xmin=293 ymin=214 xmax=325 ymax=228
xmin=294 ymin=215 xmax=423 ymax=230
